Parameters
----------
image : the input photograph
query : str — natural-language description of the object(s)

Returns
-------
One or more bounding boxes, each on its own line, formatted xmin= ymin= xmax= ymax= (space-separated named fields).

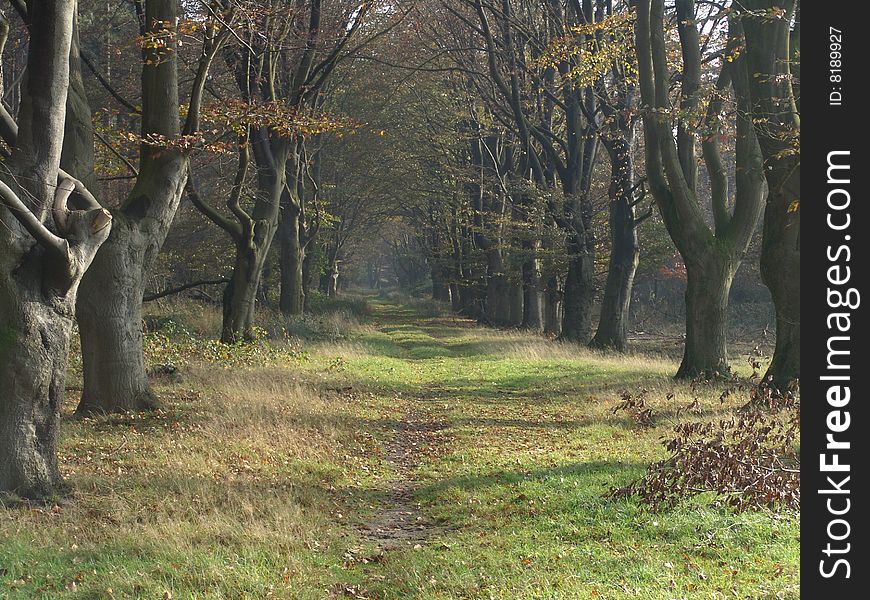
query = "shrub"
xmin=610 ymin=384 xmax=800 ymax=512
xmin=143 ymin=321 xmax=306 ymax=370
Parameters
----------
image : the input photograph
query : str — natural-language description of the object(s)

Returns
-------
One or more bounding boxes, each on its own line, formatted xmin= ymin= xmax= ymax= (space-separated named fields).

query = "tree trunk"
xmin=740 ymin=1 xmax=800 ymax=389
xmin=279 ymin=207 xmax=304 ymax=315
xmin=449 ymin=227 xmax=467 ymax=313
xmin=327 ymin=263 xmax=339 ymax=297
xmin=431 ymin=264 xmax=451 ymax=303
xmin=216 ymin=133 xmax=288 ymax=339
xmin=543 ymin=274 xmax=561 ymax=335
xmin=0 ymin=0 xmax=110 ymax=499
xmin=560 ymin=240 xmax=595 ymax=342
xmin=760 ymin=184 xmax=800 ymax=388
xmin=590 ymin=141 xmax=640 ymax=351
xmin=508 ymin=278 xmax=524 ymax=327
xmin=258 ymin=261 xmax=271 ymax=305
xmin=589 ymin=215 xmax=638 ymax=351
xmin=521 ymin=251 xmax=543 ymax=331
xmin=75 ymin=0 xmax=191 ymax=414
xmin=76 ymin=217 xmax=158 ymax=413
xmin=677 ymin=253 xmax=735 ymax=379
xmin=302 ymin=248 xmax=316 ymax=311
xmin=484 ymin=249 xmax=511 ymax=325
xmin=221 ymin=239 xmax=265 ymax=344
xmin=67 ymin=12 xmax=157 ymax=414
xmin=0 ymin=274 xmax=71 ymax=500
xmin=449 ymin=282 xmax=462 ymax=311
xmin=76 ymin=155 xmax=187 ymax=413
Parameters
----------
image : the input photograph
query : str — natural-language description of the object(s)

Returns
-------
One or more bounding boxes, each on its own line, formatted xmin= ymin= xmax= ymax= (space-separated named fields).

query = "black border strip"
xmin=802 ymin=3 xmax=866 ymax=594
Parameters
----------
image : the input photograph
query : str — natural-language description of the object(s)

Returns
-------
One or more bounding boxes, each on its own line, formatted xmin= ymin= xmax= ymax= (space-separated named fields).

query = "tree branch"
xmin=0 ymin=178 xmax=68 ymax=260
xmin=144 ymin=277 xmax=230 ymax=302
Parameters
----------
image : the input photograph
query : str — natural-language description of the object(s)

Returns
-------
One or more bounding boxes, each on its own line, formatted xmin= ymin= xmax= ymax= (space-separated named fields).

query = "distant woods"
xmin=0 ymin=0 xmax=799 ymax=501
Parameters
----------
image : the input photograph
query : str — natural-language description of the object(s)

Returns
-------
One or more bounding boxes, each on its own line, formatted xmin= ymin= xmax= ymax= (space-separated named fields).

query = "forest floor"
xmin=0 ymin=295 xmax=799 ymax=599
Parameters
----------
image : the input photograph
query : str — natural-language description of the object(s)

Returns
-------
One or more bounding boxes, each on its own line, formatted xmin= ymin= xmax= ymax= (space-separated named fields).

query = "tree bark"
xmin=77 ymin=216 xmax=158 ymax=412
xmin=677 ymin=252 xmax=736 ymax=378
xmin=484 ymin=249 xmax=511 ymax=325
xmin=76 ymin=0 xmax=198 ymax=414
xmin=560 ymin=237 xmax=595 ymax=342
xmin=590 ymin=139 xmax=640 ymax=351
xmin=520 ymin=244 xmax=543 ymax=331
xmin=279 ymin=206 xmax=305 ymax=315
xmin=1 ymin=0 xmax=111 ymax=499
xmin=507 ymin=277 xmax=524 ymax=327
xmin=760 ymin=181 xmax=800 ymax=387
xmin=302 ymin=247 xmax=316 ymax=311
xmin=0 ymin=286 xmax=70 ymax=500
xmin=222 ymin=238 xmax=266 ymax=342
xmin=221 ymin=154 xmax=284 ymax=340
xmin=635 ymin=0 xmax=765 ymax=378
xmin=77 ymin=152 xmax=188 ymax=412
xmin=740 ymin=0 xmax=800 ymax=389
xmin=543 ymin=274 xmax=561 ymax=335
xmin=590 ymin=203 xmax=638 ymax=351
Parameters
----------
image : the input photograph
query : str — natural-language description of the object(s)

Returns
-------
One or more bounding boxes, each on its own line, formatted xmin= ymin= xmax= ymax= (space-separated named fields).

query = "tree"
xmin=739 ymin=0 xmax=800 ymax=389
xmin=634 ymin=0 xmax=765 ymax=378
xmin=541 ymin=3 xmax=652 ymax=351
xmin=0 ymin=0 xmax=112 ymax=499
xmin=190 ymin=0 xmax=369 ymax=341
xmin=74 ymin=0 xmax=230 ymax=413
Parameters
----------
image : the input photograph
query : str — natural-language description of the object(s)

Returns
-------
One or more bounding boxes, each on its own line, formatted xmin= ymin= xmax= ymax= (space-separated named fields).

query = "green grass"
xmin=1 ymin=296 xmax=798 ymax=599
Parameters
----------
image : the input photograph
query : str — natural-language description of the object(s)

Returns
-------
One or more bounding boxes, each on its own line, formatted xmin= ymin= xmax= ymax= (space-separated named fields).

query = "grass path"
xmin=313 ymin=300 xmax=798 ymax=599
xmin=0 ymin=298 xmax=799 ymax=599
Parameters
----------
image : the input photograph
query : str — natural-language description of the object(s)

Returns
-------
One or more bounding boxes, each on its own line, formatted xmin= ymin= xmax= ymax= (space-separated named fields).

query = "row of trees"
xmin=0 ymin=0 xmax=386 ymax=499
xmin=363 ymin=0 xmax=798 ymax=381
xmin=0 ymin=0 xmax=799 ymax=501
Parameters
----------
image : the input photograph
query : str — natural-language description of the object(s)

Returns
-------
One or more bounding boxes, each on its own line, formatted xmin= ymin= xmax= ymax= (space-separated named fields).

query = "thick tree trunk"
xmin=76 ymin=217 xmax=158 ymax=413
xmin=0 ymin=0 xmax=109 ymax=499
xmin=560 ymin=242 xmax=595 ymax=343
xmin=223 ymin=251 xmax=259 ymax=342
xmin=76 ymin=155 xmax=187 ymax=413
xmin=279 ymin=208 xmax=304 ymax=315
xmin=218 ymin=133 xmax=287 ymax=339
xmin=507 ymin=278 xmax=523 ymax=327
xmin=521 ymin=252 xmax=543 ymax=331
xmin=590 ymin=237 xmax=637 ymax=351
xmin=1 ymin=203 xmax=111 ymax=496
xmin=590 ymin=151 xmax=640 ymax=351
xmin=543 ymin=274 xmax=561 ymax=335
xmin=677 ymin=253 xmax=735 ymax=379
xmin=0 ymin=275 xmax=71 ymax=500
xmin=76 ymin=0 xmax=189 ymax=414
xmin=484 ymin=249 xmax=511 ymax=325
xmin=740 ymin=2 xmax=800 ymax=389
xmin=68 ymin=14 xmax=156 ymax=415
xmin=760 ymin=184 xmax=800 ymax=388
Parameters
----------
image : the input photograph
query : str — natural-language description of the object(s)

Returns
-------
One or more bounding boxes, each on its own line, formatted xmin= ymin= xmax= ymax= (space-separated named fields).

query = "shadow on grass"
xmin=415 ymin=460 xmax=647 ymax=503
